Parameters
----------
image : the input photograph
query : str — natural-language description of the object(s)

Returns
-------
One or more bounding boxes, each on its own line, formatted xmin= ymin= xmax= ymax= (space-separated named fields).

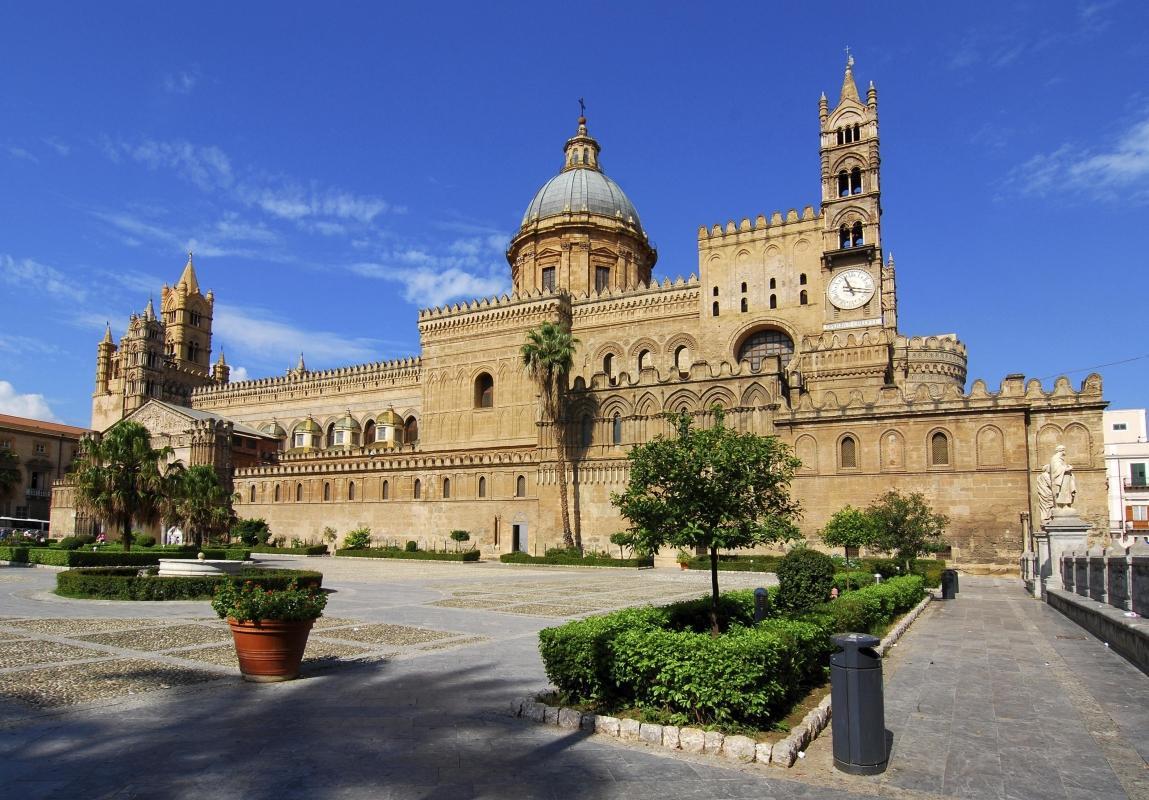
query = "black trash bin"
xmin=941 ymin=569 xmax=958 ymax=600
xmin=830 ymin=632 xmax=887 ymax=775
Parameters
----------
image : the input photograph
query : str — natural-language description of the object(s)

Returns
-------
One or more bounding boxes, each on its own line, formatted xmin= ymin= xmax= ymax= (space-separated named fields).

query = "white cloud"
xmin=351 ymin=261 xmax=508 ymax=307
xmin=0 ymin=254 xmax=85 ymax=301
xmin=213 ymin=303 xmax=385 ymax=367
xmin=239 ymin=183 xmax=396 ymax=224
xmin=229 ymin=366 xmax=250 ymax=382
xmin=90 ymin=209 xmax=279 ymax=260
xmin=42 ymin=137 xmax=70 ymax=156
xmin=1008 ymin=110 xmax=1149 ymax=202
xmin=163 ymin=68 xmax=200 ymax=94
xmin=4 ymin=145 xmax=39 ymax=163
xmin=113 ymin=139 xmax=233 ymax=191
xmin=0 ymin=335 xmax=62 ymax=357
xmin=0 ymin=381 xmax=58 ymax=421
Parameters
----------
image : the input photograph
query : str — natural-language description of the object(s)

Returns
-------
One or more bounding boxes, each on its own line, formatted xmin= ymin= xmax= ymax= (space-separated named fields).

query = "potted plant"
xmin=676 ymin=548 xmax=692 ymax=570
xmin=212 ymin=579 xmax=327 ymax=682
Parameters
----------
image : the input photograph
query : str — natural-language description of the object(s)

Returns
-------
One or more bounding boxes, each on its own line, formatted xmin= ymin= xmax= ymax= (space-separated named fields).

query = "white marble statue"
xmin=1035 ymin=465 xmax=1054 ymax=527
xmin=1048 ymin=445 xmax=1077 ymax=514
xmin=166 ymin=526 xmax=184 ymax=546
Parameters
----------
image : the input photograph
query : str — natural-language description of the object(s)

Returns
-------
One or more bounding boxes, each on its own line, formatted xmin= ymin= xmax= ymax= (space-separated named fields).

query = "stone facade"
xmin=0 ymin=414 xmax=89 ymax=525
xmin=55 ymin=57 xmax=1107 ymax=569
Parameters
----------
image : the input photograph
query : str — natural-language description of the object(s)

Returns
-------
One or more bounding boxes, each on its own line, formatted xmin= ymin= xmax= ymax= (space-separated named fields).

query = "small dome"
xmin=377 ymin=407 xmax=403 ymax=426
xmin=260 ymin=420 xmax=286 ymax=438
xmin=296 ymin=417 xmax=321 ymax=434
xmin=522 ymin=169 xmax=642 ymax=229
xmin=334 ymin=412 xmax=361 ymax=431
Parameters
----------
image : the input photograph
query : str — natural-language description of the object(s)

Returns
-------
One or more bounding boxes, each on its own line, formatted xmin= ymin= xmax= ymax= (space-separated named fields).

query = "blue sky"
xmin=1 ymin=1 xmax=1146 ymax=427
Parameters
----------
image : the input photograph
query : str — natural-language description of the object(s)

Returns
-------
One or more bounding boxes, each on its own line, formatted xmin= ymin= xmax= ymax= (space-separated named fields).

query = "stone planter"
xmin=158 ymin=559 xmax=249 ymax=577
xmin=227 ymin=618 xmax=314 ymax=682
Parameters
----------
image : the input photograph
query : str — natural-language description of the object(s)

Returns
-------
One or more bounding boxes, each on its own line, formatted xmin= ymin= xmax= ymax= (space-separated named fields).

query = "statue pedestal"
xmin=1035 ymin=514 xmax=1090 ymax=597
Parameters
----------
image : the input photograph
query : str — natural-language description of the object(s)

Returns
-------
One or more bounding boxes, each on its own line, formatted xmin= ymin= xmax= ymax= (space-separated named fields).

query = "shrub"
xmin=57 ymin=537 xmax=83 ymax=551
xmin=25 ymin=548 xmax=249 ymax=567
xmin=500 ymin=552 xmax=654 ymax=568
xmin=342 ymin=526 xmax=371 ymax=550
xmin=817 ymin=575 xmax=925 ymax=634
xmin=684 ymin=554 xmax=784 ymax=572
xmin=0 ymin=546 xmax=29 ymax=563
xmin=232 ymin=518 xmax=272 ymax=546
xmin=776 ymin=547 xmax=836 ymax=611
xmin=211 ymin=579 xmax=327 ymax=622
xmin=55 ymin=568 xmax=323 ymax=601
xmin=335 ymin=548 xmax=480 ymax=562
xmin=831 ymin=571 xmax=876 ymax=593
xmin=404 ymin=540 xmax=418 ymax=552
xmin=661 ymin=589 xmax=762 ymax=633
xmin=248 ymin=544 xmax=329 ymax=556
xmin=911 ymin=559 xmax=947 ymax=587
xmin=136 ymin=535 xmax=156 ymax=548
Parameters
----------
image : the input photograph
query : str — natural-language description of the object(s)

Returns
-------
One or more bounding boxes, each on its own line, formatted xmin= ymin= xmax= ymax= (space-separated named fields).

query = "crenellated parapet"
xmin=571 ymin=274 xmax=700 ymax=325
xmin=894 ymin=334 xmax=968 ymax=391
xmin=234 ymin=443 xmax=537 ymax=479
xmin=417 ymin=289 xmax=567 ymax=338
xmin=698 ymin=206 xmax=821 ymax=241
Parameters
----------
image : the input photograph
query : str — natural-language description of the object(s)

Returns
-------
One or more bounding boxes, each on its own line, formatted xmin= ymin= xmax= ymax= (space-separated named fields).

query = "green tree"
xmin=612 ymin=410 xmax=802 ymax=636
xmin=521 ymin=320 xmax=580 ymax=550
xmin=867 ymin=490 xmax=949 ymax=573
xmin=449 ymin=530 xmax=470 ymax=551
xmin=71 ymin=422 xmax=175 ymax=552
xmin=820 ymin=505 xmax=878 ymax=589
xmin=233 ymin=518 xmax=272 ymax=546
xmin=170 ymin=465 xmax=235 ymax=548
xmin=609 ymin=531 xmax=631 ymax=559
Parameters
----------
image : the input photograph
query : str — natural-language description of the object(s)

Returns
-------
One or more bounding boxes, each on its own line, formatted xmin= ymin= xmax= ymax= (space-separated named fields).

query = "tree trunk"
xmin=709 ymin=545 xmax=720 ymax=638
xmin=121 ymin=518 xmax=132 ymax=552
xmin=556 ymin=447 xmax=574 ymax=550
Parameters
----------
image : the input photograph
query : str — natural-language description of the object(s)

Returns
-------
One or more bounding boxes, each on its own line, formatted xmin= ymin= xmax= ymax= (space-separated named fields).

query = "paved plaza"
xmin=0 ymin=558 xmax=1145 ymax=799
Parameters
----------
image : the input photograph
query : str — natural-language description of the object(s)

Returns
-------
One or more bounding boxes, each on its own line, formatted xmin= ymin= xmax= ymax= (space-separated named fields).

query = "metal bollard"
xmin=941 ymin=569 xmax=957 ymax=600
xmin=873 ymin=573 xmax=882 ymax=584
xmin=830 ymin=633 xmax=887 ymax=775
xmin=753 ymin=587 xmax=770 ymax=623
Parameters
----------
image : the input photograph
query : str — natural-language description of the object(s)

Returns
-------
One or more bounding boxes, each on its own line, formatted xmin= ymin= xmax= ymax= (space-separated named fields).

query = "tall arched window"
xmin=840 ymin=436 xmax=858 ymax=469
xmin=603 ymin=353 xmax=614 ymax=377
xmin=475 ymin=373 xmax=494 ymax=408
xmin=323 ymin=482 xmax=331 ymax=501
xmin=515 ymin=475 xmax=526 ymax=497
xmin=853 ymin=123 xmax=860 ymax=140
xmin=249 ymin=485 xmax=255 ymax=503
xmin=712 ymin=301 xmax=719 ymax=317
xmin=325 ymin=423 xmax=336 ymax=448
xmin=850 ymin=167 xmax=863 ymax=194
xmin=799 ymin=273 xmax=807 ymax=285
xmin=638 ymin=349 xmax=651 ymax=371
xmin=295 ymin=483 xmax=303 ymax=502
xmin=348 ymin=481 xmax=356 ymax=501
xmin=363 ymin=420 xmax=376 ymax=444
xmin=769 ymin=277 xmax=776 ymax=289
xmin=442 ymin=478 xmax=451 ymax=499
xmin=612 ymin=413 xmax=622 ymax=445
xmin=769 ymin=294 xmax=777 ymax=309
xmin=478 ymin=476 xmax=486 ymax=498
xmin=851 ymin=221 xmax=864 ymax=247
xmin=740 ymin=298 xmax=748 ymax=312
xmin=274 ymin=484 xmax=281 ymax=502
xmin=930 ymin=431 xmax=951 ymax=466
xmin=404 ymin=416 xmax=419 ymax=444
xmin=836 ymin=128 xmax=844 ymax=145
xmin=840 ymin=225 xmax=851 ymax=249
xmin=799 ymin=290 xmax=808 ymax=305
xmin=838 ymin=170 xmax=849 ymax=197
xmin=674 ymin=345 xmax=691 ymax=376
xmin=382 ymin=480 xmax=390 ymax=500
xmin=737 ymin=328 xmax=795 ymax=371
xmin=414 ymin=479 xmax=422 ymax=499
xmin=581 ymin=414 xmax=594 ymax=447
xmin=740 ymin=281 xmax=747 ymax=292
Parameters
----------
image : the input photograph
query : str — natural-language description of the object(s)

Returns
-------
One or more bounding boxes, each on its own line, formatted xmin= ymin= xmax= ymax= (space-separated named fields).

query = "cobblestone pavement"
xmin=0 ymin=561 xmax=1145 ymax=799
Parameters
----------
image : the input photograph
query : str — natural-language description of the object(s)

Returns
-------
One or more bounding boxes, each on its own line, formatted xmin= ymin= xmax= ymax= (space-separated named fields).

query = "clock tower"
xmin=818 ymin=53 xmax=892 ymax=334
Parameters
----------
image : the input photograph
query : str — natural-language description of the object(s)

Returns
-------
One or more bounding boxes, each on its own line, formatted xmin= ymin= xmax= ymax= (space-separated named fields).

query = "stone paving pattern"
xmin=0 ymin=557 xmax=1144 ymax=799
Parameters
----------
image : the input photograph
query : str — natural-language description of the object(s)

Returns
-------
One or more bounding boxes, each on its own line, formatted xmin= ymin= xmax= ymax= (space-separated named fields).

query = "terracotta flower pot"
xmin=227 ymin=618 xmax=314 ymax=682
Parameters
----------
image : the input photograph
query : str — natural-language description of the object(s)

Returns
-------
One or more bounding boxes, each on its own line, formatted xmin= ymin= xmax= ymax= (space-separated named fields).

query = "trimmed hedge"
xmin=500 ymin=552 xmax=654 ymax=568
xmin=55 ymin=567 xmax=323 ymax=601
xmin=831 ymin=571 xmax=877 ymax=592
xmin=24 ymin=548 xmax=250 ymax=567
xmin=683 ymin=554 xmax=947 ymax=586
xmin=335 ymin=547 xmax=480 ymax=562
xmin=685 ymin=554 xmax=783 ymax=572
xmin=0 ymin=546 xmax=29 ymax=563
xmin=538 ymin=575 xmax=925 ymax=727
xmin=248 ymin=544 xmax=329 ymax=556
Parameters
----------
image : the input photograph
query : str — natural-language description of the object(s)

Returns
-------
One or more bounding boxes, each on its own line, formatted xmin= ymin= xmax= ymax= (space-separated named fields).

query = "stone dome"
xmin=521 ymin=169 xmax=643 ymax=229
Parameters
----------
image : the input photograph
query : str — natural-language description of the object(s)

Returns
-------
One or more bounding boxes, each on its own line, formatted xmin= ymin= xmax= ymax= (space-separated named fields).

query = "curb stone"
xmin=509 ymin=591 xmax=934 ymax=769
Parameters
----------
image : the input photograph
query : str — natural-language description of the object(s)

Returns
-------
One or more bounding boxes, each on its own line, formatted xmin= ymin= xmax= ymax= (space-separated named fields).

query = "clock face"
xmin=827 ymin=268 xmax=875 ymax=310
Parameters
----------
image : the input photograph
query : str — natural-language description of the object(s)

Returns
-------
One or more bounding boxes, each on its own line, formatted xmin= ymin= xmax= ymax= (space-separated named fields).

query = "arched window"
xmin=475 ymin=373 xmax=494 ymax=408
xmin=850 ymin=167 xmax=862 ymax=194
xmin=382 ymin=480 xmax=390 ymax=500
xmin=740 ymin=298 xmax=748 ymax=312
xmin=581 ymin=414 xmax=594 ymax=447
xmin=325 ymin=423 xmax=336 ymax=448
xmin=274 ymin=484 xmax=281 ymax=502
xmin=323 ymin=482 xmax=331 ymax=501
xmin=799 ymin=273 xmax=807 ymax=285
xmin=348 ymin=481 xmax=356 ymax=501
xmin=853 ymin=123 xmax=860 ymax=141
xmin=249 ymin=485 xmax=256 ymax=503
xmin=674 ymin=345 xmax=691 ymax=376
xmin=838 ymin=170 xmax=849 ymax=197
xmin=738 ymin=328 xmax=795 ymax=370
xmin=638 ymin=349 xmax=651 ymax=371
xmin=836 ymin=128 xmax=844 ymax=145
xmin=712 ymin=301 xmax=719 ymax=317
xmin=404 ymin=416 xmax=419 ymax=444
xmin=769 ymin=294 xmax=777 ymax=309
xmin=799 ymin=290 xmax=808 ymax=305
xmin=839 ymin=225 xmax=851 ymax=249
xmin=478 ymin=476 xmax=486 ymax=498
xmin=840 ymin=436 xmax=858 ymax=469
xmin=443 ymin=478 xmax=451 ymax=499
xmin=603 ymin=353 xmax=614 ymax=377
xmin=712 ymin=286 xmax=718 ymax=296
xmin=930 ymin=431 xmax=951 ymax=466
xmin=363 ymin=420 xmax=376 ymax=444
xmin=414 ymin=479 xmax=422 ymax=499
xmin=769 ymin=277 xmax=776 ymax=289
xmin=851 ymin=221 xmax=864 ymax=247
xmin=295 ymin=483 xmax=303 ymax=502
xmin=515 ymin=475 xmax=526 ymax=497
xmin=612 ymin=413 xmax=622 ymax=445
xmin=740 ymin=281 xmax=747 ymax=293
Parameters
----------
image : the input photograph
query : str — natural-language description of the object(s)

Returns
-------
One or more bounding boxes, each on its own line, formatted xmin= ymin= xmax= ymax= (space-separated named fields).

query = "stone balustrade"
xmin=1060 ymin=543 xmax=1149 ymax=615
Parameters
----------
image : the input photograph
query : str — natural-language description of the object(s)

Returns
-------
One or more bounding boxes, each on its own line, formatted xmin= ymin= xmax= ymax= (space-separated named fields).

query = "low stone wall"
xmin=1060 ymin=543 xmax=1149 ymax=615
xmin=1046 ymin=588 xmax=1149 ymax=677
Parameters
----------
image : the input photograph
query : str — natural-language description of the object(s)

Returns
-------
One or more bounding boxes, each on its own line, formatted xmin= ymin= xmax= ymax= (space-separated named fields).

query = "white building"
xmin=1103 ymin=409 xmax=1149 ymax=542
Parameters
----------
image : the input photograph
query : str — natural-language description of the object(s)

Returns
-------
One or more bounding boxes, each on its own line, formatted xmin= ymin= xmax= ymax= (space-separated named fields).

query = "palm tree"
xmin=522 ymin=321 xmax=579 ymax=550
xmin=71 ymin=421 xmax=175 ymax=551
xmin=170 ymin=465 xmax=235 ymax=548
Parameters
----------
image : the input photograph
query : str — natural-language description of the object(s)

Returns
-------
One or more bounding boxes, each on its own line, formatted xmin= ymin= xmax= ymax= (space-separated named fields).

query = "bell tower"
xmin=819 ymin=53 xmax=890 ymax=333
xmin=161 ymin=253 xmax=214 ymax=376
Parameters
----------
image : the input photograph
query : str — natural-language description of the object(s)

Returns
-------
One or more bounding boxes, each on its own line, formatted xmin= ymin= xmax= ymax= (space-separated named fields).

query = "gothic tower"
xmin=161 ymin=253 xmax=214 ymax=376
xmin=120 ymin=298 xmax=166 ymax=418
xmin=818 ymin=54 xmax=891 ymax=334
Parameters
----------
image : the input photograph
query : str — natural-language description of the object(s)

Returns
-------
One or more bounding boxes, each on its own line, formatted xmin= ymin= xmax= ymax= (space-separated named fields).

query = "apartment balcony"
xmin=1123 ymin=480 xmax=1149 ymax=492
xmin=25 ymin=488 xmax=52 ymax=499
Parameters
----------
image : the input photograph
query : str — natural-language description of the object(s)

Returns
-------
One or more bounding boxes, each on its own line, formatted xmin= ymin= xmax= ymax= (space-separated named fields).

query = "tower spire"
xmin=178 ymin=251 xmax=200 ymax=295
xmin=840 ymin=50 xmax=860 ymax=103
xmin=144 ymin=297 xmax=156 ymax=321
xmin=102 ymin=322 xmax=113 ymax=343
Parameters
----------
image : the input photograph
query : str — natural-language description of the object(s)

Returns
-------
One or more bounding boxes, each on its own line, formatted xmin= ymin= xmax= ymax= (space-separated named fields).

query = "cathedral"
xmin=53 ymin=58 xmax=1107 ymax=570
